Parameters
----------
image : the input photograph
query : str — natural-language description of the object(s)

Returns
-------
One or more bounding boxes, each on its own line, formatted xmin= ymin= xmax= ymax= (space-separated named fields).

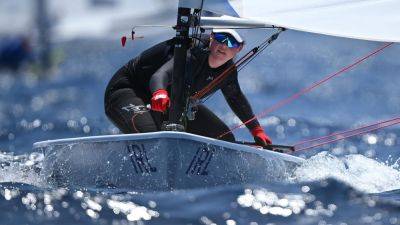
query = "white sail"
xmin=180 ymin=0 xmax=400 ymax=43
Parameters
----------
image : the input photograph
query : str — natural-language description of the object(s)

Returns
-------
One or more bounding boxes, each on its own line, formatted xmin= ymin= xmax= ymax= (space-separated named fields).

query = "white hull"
xmin=34 ymin=132 xmax=304 ymax=191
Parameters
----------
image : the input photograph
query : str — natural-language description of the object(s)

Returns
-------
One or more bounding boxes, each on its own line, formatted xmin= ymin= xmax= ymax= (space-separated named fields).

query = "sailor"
xmin=104 ymin=29 xmax=272 ymax=146
xmin=0 ymin=36 xmax=32 ymax=71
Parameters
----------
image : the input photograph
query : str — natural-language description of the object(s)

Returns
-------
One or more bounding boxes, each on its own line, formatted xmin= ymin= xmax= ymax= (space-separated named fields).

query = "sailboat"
xmin=34 ymin=0 xmax=400 ymax=190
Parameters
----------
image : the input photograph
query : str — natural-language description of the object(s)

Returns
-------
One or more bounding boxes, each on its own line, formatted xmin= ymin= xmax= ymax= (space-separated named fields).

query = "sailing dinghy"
xmin=34 ymin=132 xmax=302 ymax=190
xmin=33 ymin=0 xmax=399 ymax=190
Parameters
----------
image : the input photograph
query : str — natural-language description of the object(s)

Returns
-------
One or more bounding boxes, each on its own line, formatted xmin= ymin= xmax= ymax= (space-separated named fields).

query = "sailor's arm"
xmin=148 ymin=51 xmax=196 ymax=112
xmin=148 ymin=58 xmax=174 ymax=112
xmin=221 ymin=76 xmax=272 ymax=145
xmin=149 ymin=58 xmax=174 ymax=93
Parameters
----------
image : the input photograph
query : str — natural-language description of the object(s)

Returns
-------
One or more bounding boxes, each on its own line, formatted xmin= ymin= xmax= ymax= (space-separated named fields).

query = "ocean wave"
xmin=294 ymin=151 xmax=400 ymax=193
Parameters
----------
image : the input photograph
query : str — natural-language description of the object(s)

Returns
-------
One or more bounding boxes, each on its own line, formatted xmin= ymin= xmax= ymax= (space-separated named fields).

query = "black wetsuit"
xmin=104 ymin=38 xmax=260 ymax=141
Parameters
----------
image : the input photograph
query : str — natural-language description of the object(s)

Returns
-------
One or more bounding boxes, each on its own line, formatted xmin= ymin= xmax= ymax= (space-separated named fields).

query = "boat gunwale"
xmin=33 ymin=131 xmax=304 ymax=163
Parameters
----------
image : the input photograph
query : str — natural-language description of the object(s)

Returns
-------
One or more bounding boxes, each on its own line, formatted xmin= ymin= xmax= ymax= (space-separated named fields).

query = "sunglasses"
xmin=213 ymin=33 xmax=241 ymax=48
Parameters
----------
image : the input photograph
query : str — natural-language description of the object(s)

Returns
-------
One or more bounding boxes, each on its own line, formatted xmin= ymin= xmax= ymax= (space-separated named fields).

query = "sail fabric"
xmin=180 ymin=0 xmax=400 ymax=43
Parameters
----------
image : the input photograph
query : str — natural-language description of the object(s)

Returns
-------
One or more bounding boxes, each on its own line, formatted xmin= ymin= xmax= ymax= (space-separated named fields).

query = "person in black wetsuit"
xmin=104 ymin=29 xmax=272 ymax=146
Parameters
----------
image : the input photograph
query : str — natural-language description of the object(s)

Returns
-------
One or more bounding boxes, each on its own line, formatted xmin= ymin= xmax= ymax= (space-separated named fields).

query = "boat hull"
xmin=34 ymin=132 xmax=304 ymax=191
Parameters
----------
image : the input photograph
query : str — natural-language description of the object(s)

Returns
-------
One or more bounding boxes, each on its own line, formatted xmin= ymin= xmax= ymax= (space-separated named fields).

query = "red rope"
xmin=218 ymin=42 xmax=394 ymax=139
xmin=293 ymin=117 xmax=400 ymax=151
xmin=131 ymin=114 xmax=140 ymax=133
xmin=193 ymin=30 xmax=282 ymax=100
xmin=294 ymin=117 xmax=400 ymax=147
xmin=192 ymin=49 xmax=256 ymax=100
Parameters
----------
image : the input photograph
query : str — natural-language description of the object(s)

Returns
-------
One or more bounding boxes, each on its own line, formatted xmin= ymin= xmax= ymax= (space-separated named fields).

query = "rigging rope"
xmin=218 ymin=42 xmax=394 ymax=139
xmin=191 ymin=29 xmax=283 ymax=100
xmin=293 ymin=116 xmax=400 ymax=151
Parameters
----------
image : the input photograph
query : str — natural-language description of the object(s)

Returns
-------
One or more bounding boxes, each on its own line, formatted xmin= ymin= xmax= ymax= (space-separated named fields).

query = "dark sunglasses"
xmin=213 ymin=33 xmax=241 ymax=48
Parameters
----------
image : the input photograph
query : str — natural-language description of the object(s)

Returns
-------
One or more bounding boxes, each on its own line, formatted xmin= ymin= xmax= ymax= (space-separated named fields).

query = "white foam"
xmin=0 ymin=152 xmax=46 ymax=187
xmin=294 ymin=152 xmax=400 ymax=193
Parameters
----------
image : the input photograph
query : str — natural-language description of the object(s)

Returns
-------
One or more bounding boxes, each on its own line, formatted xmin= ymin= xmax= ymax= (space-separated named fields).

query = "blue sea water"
xmin=0 ymin=30 xmax=400 ymax=225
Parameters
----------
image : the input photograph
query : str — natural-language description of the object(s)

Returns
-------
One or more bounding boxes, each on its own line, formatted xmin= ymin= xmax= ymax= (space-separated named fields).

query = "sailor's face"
xmin=209 ymin=36 xmax=242 ymax=66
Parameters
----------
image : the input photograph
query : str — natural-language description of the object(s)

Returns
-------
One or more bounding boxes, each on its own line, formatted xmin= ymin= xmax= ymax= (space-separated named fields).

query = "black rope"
xmin=238 ymin=29 xmax=283 ymax=72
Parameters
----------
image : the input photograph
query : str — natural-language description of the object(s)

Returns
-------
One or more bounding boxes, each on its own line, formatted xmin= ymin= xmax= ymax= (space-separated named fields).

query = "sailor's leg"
xmin=186 ymin=104 xmax=235 ymax=142
xmin=104 ymin=88 xmax=159 ymax=133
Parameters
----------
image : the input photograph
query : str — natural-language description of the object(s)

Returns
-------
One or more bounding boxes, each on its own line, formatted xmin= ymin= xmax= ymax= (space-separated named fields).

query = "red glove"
xmin=251 ymin=125 xmax=272 ymax=146
xmin=151 ymin=89 xmax=170 ymax=112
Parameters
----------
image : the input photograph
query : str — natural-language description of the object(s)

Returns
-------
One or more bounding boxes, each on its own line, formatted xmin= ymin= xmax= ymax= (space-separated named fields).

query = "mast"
xmin=36 ymin=0 xmax=52 ymax=73
xmin=164 ymin=0 xmax=204 ymax=131
xmin=166 ymin=7 xmax=191 ymax=131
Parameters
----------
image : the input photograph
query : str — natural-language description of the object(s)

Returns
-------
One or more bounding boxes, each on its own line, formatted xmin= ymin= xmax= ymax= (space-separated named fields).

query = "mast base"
xmin=161 ymin=122 xmax=185 ymax=132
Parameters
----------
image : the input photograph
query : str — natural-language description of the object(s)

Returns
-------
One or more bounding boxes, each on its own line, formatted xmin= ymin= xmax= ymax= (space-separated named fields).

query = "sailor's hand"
xmin=151 ymin=89 xmax=170 ymax=112
xmin=251 ymin=125 xmax=272 ymax=146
